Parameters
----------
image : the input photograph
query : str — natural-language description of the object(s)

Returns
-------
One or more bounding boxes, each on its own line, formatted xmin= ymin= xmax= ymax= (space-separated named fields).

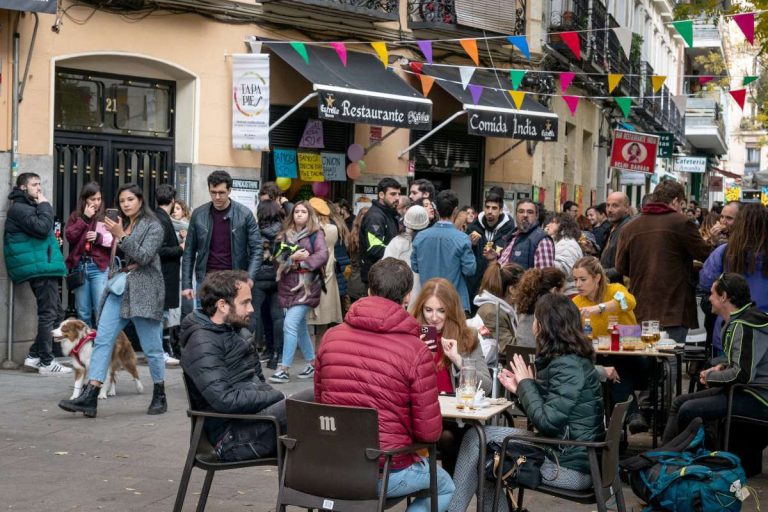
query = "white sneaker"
xmin=164 ymin=353 xmax=180 ymax=366
xmin=23 ymin=356 xmax=41 ymax=370
xmin=38 ymin=360 xmax=73 ymax=375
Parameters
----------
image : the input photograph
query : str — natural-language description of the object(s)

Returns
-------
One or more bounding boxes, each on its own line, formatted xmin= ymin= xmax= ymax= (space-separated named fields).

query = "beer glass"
xmin=457 ymin=366 xmax=478 ymax=410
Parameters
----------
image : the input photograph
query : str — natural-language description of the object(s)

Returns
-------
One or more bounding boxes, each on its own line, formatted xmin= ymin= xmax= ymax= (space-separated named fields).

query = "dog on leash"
xmin=52 ymin=318 xmax=144 ymax=400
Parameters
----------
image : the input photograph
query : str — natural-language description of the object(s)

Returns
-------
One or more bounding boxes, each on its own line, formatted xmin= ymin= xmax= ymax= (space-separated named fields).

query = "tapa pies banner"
xmin=232 ymin=54 xmax=270 ymax=151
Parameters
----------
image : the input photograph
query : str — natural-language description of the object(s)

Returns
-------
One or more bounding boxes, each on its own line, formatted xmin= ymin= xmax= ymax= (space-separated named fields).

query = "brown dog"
xmin=52 ymin=318 xmax=144 ymax=400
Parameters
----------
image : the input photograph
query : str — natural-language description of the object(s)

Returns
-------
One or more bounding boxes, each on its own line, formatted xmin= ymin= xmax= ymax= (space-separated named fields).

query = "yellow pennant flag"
xmin=371 ymin=42 xmax=388 ymax=68
xmin=608 ymin=74 xmax=623 ymax=94
xmin=509 ymin=90 xmax=525 ymax=109
xmin=652 ymin=75 xmax=667 ymax=93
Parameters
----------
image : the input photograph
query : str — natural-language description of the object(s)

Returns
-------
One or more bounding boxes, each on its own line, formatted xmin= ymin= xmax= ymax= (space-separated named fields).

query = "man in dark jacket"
xmin=315 ymin=258 xmax=454 ymax=508
xmin=359 ymin=177 xmax=401 ymax=283
xmin=180 ymin=270 xmax=285 ymax=462
xmin=586 ymin=203 xmax=611 ymax=252
xmin=155 ymin=184 xmax=183 ymax=365
xmin=494 ymin=200 xmax=554 ymax=270
xmin=616 ymin=181 xmax=712 ymax=344
xmin=601 ymin=192 xmax=632 ymax=282
xmin=181 ymin=170 xmax=262 ymax=303
xmin=466 ymin=191 xmax=515 ymax=301
xmin=3 ymin=172 xmax=70 ymax=375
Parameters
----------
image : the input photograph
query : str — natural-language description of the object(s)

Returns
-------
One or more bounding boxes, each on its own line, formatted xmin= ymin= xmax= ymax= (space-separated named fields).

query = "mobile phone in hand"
xmin=420 ymin=325 xmax=438 ymax=352
xmin=106 ymin=208 xmax=120 ymax=222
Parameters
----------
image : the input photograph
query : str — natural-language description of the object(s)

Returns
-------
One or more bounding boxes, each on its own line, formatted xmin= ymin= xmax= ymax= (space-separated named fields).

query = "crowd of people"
xmin=5 ymin=169 xmax=768 ymax=511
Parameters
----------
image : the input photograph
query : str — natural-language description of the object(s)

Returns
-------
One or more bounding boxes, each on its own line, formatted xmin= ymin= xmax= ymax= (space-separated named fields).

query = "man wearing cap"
xmin=384 ymin=204 xmax=430 ymax=300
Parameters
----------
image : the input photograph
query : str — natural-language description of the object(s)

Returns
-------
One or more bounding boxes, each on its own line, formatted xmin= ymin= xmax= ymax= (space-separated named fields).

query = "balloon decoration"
xmin=347 ymin=144 xmax=365 ymax=162
xmin=276 ymin=177 xmax=292 ymax=191
xmin=357 ymin=160 xmax=367 ymax=172
xmin=346 ymin=162 xmax=362 ymax=180
xmin=312 ymin=181 xmax=331 ymax=197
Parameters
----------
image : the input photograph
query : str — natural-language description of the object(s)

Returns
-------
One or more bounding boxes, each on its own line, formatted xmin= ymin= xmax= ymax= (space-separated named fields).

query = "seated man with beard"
xmin=180 ymin=270 xmax=286 ymax=461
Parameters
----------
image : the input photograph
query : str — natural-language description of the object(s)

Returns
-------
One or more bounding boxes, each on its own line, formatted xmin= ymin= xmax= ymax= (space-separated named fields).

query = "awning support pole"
xmin=268 ymin=92 xmax=318 ymax=132
xmin=396 ymin=110 xmax=467 ymax=159
xmin=364 ymin=128 xmax=399 ymax=154
xmin=489 ymin=140 xmax=525 ymax=165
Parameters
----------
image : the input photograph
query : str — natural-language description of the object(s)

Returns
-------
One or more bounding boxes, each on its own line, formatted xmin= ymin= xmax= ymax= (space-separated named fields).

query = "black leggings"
xmin=662 ymin=386 xmax=768 ymax=446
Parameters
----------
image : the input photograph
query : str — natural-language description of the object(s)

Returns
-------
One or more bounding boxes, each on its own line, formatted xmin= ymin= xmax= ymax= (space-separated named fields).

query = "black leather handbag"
xmin=484 ymin=440 xmax=547 ymax=490
xmin=65 ymin=263 xmax=86 ymax=290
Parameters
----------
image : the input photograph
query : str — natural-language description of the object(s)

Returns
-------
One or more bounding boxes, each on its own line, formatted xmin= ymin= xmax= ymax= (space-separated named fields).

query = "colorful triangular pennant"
xmin=672 ymin=20 xmax=693 ymax=47
xmin=652 ymin=75 xmax=667 ymax=93
xmin=419 ymin=74 xmax=435 ymax=97
xmin=460 ymin=39 xmax=480 ymax=66
xmin=560 ymin=72 xmax=575 ymax=92
xmin=743 ymin=76 xmax=758 ymax=86
xmin=613 ymin=27 xmax=633 ymax=57
xmin=510 ymin=69 xmax=526 ymax=90
xmin=507 ymin=35 xmax=530 ymax=60
xmin=615 ymin=97 xmax=632 ymax=118
xmin=561 ymin=32 xmax=581 ymax=60
xmin=409 ymin=62 xmax=424 ymax=75
xmin=371 ymin=42 xmax=388 ymax=67
xmin=330 ymin=42 xmax=347 ymax=67
xmin=459 ymin=66 xmax=475 ymax=90
xmin=417 ymin=40 xmax=433 ymax=64
xmin=468 ymin=84 xmax=483 ymax=105
xmin=608 ymin=74 xmax=623 ymax=94
xmin=729 ymin=89 xmax=747 ymax=110
xmin=509 ymin=90 xmax=525 ymax=109
xmin=671 ymin=95 xmax=688 ymax=114
xmin=698 ymin=75 xmax=714 ymax=85
xmin=733 ymin=12 xmax=755 ymax=45
xmin=563 ymin=95 xmax=579 ymax=117
xmin=289 ymin=42 xmax=309 ymax=64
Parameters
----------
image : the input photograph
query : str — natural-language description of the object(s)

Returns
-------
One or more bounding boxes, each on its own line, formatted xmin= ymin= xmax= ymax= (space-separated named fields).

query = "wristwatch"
xmin=598 ymin=303 xmax=606 ymax=314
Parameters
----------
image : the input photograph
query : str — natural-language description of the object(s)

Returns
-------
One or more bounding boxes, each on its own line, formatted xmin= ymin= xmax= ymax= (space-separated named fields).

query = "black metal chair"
xmin=275 ymin=399 xmax=438 ymax=512
xmin=492 ymin=398 xmax=632 ymax=512
xmin=501 ymin=345 xmax=537 ymax=426
xmin=173 ymin=374 xmax=283 ymax=512
xmin=723 ymin=383 xmax=768 ymax=451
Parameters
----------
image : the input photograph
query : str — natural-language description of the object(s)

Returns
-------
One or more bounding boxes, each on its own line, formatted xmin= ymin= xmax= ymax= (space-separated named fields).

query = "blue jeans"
xmin=74 ymin=260 xmax=109 ymax=327
xmin=378 ymin=458 xmax=455 ymax=512
xmin=280 ymin=304 xmax=314 ymax=369
xmin=88 ymin=292 xmax=165 ymax=384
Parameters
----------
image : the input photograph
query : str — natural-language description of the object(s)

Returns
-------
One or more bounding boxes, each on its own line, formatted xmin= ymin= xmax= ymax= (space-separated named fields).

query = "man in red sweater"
xmin=315 ymin=258 xmax=454 ymax=511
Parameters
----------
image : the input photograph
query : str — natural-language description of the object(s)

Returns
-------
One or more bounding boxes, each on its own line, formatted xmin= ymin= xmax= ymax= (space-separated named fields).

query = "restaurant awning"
xmin=712 ymin=167 xmax=741 ymax=179
xmin=265 ymin=43 xmax=432 ymax=131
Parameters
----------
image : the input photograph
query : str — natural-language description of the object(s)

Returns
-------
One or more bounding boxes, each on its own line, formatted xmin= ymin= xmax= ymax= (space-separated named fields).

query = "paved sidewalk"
xmin=1 ymin=364 xmax=765 ymax=511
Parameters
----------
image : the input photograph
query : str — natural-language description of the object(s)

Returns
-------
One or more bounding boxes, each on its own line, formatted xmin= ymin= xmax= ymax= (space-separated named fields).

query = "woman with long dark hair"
xmin=64 ymin=182 xmax=113 ymax=327
xmin=346 ymin=207 xmax=369 ymax=305
xmin=511 ymin=267 xmax=566 ymax=348
xmin=58 ymin=183 xmax=167 ymax=418
xmin=473 ymin=262 xmax=524 ymax=353
xmin=544 ymin=212 xmax=584 ymax=297
xmin=448 ymin=294 xmax=605 ymax=511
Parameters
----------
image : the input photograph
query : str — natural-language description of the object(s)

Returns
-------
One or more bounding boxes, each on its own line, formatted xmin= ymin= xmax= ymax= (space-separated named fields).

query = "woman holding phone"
xmin=64 ymin=182 xmax=113 ymax=327
xmin=58 ymin=183 xmax=167 ymax=418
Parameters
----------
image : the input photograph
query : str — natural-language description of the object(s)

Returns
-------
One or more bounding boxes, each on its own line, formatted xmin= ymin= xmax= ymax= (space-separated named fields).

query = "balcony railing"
xmin=266 ymin=0 xmax=399 ymax=20
xmin=408 ymin=0 xmax=526 ymax=35
xmin=686 ymin=98 xmax=726 ymax=143
xmin=547 ymin=0 xmax=589 ymax=61
xmin=692 ymin=23 xmax=722 ymax=47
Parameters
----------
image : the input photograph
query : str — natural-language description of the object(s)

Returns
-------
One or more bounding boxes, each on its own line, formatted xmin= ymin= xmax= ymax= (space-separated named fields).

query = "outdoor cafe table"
xmin=595 ymin=347 xmax=680 ymax=447
xmin=439 ymin=394 xmax=513 ymax=512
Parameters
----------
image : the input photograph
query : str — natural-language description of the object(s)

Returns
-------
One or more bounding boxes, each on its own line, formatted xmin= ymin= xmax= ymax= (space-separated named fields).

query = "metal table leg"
xmin=651 ymin=358 xmax=659 ymax=448
xmin=471 ymin=420 xmax=486 ymax=512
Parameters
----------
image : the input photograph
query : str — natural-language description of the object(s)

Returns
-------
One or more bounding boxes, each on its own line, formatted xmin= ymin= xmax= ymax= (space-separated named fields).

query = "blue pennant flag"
xmin=507 ymin=35 xmax=530 ymax=61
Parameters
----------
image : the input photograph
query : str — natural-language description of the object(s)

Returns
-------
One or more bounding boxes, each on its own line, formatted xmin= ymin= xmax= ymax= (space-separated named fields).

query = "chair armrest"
xmin=187 ymin=409 xmax=281 ymax=424
xmin=366 ymin=442 xmax=435 ymax=460
xmin=501 ymin=432 xmax=607 ymax=449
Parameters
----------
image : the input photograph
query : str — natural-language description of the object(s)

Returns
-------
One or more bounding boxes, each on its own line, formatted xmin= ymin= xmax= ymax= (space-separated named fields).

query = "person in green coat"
xmin=448 ymin=294 xmax=605 ymax=511
xmin=3 ymin=172 xmax=69 ymax=374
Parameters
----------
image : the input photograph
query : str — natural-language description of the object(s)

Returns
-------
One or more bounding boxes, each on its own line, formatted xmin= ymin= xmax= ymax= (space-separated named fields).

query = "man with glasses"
xmin=182 ymin=170 xmax=261 ymax=304
xmin=488 ymin=199 xmax=554 ymax=270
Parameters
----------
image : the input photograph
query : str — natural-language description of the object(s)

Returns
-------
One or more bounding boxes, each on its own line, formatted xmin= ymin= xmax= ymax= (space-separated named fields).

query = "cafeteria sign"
xmin=610 ymin=130 xmax=659 ymax=174
xmin=674 ymin=156 xmax=707 ymax=174
xmin=467 ymin=107 xmax=558 ymax=141
xmin=317 ymin=88 xmax=432 ymax=130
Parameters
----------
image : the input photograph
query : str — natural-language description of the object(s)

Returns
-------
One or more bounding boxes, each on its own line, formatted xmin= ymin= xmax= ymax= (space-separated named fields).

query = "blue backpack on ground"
xmin=620 ymin=418 xmax=749 ymax=512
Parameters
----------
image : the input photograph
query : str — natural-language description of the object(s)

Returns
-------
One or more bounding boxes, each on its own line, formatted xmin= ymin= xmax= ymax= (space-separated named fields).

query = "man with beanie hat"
xmin=384 ymin=204 xmax=430 ymax=299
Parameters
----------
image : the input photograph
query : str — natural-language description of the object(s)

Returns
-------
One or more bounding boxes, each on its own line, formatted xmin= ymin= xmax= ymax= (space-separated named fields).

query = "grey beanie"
xmin=404 ymin=205 xmax=430 ymax=230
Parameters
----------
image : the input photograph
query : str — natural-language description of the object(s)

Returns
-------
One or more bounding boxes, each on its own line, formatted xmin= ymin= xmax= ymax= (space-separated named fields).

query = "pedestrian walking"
xmin=360 ymin=178 xmax=401 ymax=284
xmin=154 ymin=184 xmax=183 ymax=365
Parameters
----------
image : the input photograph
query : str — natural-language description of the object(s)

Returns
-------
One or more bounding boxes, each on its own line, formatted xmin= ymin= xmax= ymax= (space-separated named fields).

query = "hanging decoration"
xmin=615 ymin=97 xmax=632 ymax=118
xmin=357 ymin=160 xmax=368 ymax=172
xmin=469 ymin=84 xmax=483 ymax=105
xmin=347 ymin=144 xmax=365 ymax=161
xmin=509 ymin=90 xmax=525 ymax=109
xmin=608 ymin=74 xmax=623 ymax=94
xmin=561 ymin=32 xmax=581 ymax=60
xmin=743 ymin=76 xmax=758 ymax=86
xmin=419 ymin=74 xmax=435 ymax=97
xmin=652 ymin=75 xmax=667 ymax=93
xmin=729 ymin=89 xmax=747 ymax=110
xmin=563 ymin=95 xmax=579 ymax=116
xmin=276 ymin=177 xmax=292 ymax=191
xmin=614 ymin=27 xmax=633 ymax=57
xmin=330 ymin=42 xmax=347 ymax=67
xmin=671 ymin=20 xmax=694 ymax=47
xmin=698 ymin=76 xmax=715 ymax=85
xmin=507 ymin=35 xmax=530 ymax=60
xmin=346 ymin=162 xmax=362 ymax=180
xmin=312 ymin=181 xmax=331 ymax=197
xmin=510 ymin=69 xmax=526 ymax=90
xmin=671 ymin=95 xmax=688 ymax=114
xmin=459 ymin=66 xmax=475 ymax=90
xmin=733 ymin=12 xmax=755 ymax=45
xmin=371 ymin=42 xmax=388 ymax=67
xmin=417 ymin=40 xmax=433 ymax=64
xmin=560 ymin=72 xmax=576 ymax=92
xmin=290 ymin=42 xmax=309 ymax=64
xmin=460 ymin=39 xmax=480 ymax=66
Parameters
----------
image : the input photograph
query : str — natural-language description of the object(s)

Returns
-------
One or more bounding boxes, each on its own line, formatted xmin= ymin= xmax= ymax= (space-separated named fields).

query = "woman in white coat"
xmin=545 ymin=212 xmax=584 ymax=297
xmin=383 ymin=204 xmax=430 ymax=299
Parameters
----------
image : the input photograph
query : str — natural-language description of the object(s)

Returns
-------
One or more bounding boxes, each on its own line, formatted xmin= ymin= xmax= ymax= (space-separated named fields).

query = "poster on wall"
xmin=609 ymin=130 xmax=659 ymax=174
xmin=321 ymin=152 xmax=346 ymax=181
xmin=273 ymin=148 xmax=298 ymax=178
xmin=229 ymin=179 xmax=261 ymax=213
xmin=353 ymin=184 xmax=379 ymax=214
xmin=232 ymin=54 xmax=269 ymax=151
xmin=575 ymin=185 xmax=583 ymax=212
xmin=557 ymin=182 xmax=569 ymax=212
xmin=298 ymin=152 xmax=324 ymax=181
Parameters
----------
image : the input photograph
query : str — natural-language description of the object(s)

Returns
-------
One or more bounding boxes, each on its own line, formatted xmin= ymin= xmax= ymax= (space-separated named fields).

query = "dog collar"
xmin=71 ymin=331 xmax=97 ymax=367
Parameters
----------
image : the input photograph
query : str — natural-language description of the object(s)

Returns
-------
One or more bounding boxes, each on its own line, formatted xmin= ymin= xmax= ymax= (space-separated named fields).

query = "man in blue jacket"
xmin=412 ymin=189 xmax=476 ymax=311
xmin=3 ymin=172 xmax=71 ymax=374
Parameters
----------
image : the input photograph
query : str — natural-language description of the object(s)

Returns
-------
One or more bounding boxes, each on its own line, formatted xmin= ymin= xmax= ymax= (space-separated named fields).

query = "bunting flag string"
xmin=417 ymin=40 xmax=433 ymax=64
xmin=743 ymin=76 xmax=758 ymax=86
xmin=506 ymin=35 xmax=530 ymax=60
xmin=733 ymin=12 xmax=755 ymax=45
xmin=729 ymin=89 xmax=747 ymax=110
xmin=509 ymin=90 xmax=526 ymax=109
xmin=510 ymin=69 xmax=526 ymax=90
xmin=330 ymin=42 xmax=347 ymax=67
xmin=561 ymin=32 xmax=581 ymax=60
xmin=563 ymin=95 xmax=580 ymax=116
xmin=459 ymin=66 xmax=475 ymax=90
xmin=698 ymin=76 xmax=715 ymax=85
xmin=371 ymin=41 xmax=388 ymax=67
xmin=468 ymin=84 xmax=483 ymax=104
xmin=671 ymin=20 xmax=694 ymax=47
xmin=460 ymin=39 xmax=480 ymax=66
xmin=614 ymin=27 xmax=633 ymax=57
xmin=419 ymin=74 xmax=435 ymax=96
xmin=608 ymin=74 xmax=623 ymax=94
xmin=560 ymin=72 xmax=575 ymax=92
xmin=615 ymin=97 xmax=633 ymax=118
xmin=289 ymin=42 xmax=309 ymax=64
xmin=652 ymin=75 xmax=667 ymax=93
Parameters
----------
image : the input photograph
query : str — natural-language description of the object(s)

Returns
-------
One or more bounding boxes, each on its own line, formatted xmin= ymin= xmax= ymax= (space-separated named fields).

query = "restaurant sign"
xmin=466 ymin=106 xmax=558 ymax=141
xmin=656 ymin=132 xmax=675 ymax=158
xmin=316 ymin=87 xmax=432 ymax=130
xmin=610 ymin=129 xmax=659 ymax=174
xmin=674 ymin=156 xmax=707 ymax=174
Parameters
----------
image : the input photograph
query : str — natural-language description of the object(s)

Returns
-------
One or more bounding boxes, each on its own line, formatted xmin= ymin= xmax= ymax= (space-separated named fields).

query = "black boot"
xmin=267 ymin=356 xmax=278 ymax=370
xmin=147 ymin=382 xmax=167 ymax=415
xmin=58 ymin=384 xmax=99 ymax=418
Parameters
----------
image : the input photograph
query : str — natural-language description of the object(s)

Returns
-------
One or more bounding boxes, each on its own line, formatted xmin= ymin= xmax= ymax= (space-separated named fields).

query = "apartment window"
xmin=747 ymin=147 xmax=760 ymax=164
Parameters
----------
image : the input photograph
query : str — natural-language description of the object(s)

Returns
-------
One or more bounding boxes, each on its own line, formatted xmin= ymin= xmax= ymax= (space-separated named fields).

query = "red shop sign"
xmin=610 ymin=129 xmax=659 ymax=174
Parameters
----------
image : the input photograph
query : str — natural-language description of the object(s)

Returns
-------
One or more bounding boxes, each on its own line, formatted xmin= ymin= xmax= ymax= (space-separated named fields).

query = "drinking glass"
xmin=641 ymin=321 xmax=654 ymax=345
xmin=457 ymin=367 xmax=478 ymax=410
xmin=651 ymin=321 xmax=661 ymax=342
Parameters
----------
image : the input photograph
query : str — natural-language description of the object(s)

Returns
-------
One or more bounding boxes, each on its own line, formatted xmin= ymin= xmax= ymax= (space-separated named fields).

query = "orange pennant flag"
xmin=652 ymin=75 xmax=666 ymax=93
xmin=460 ymin=39 xmax=480 ymax=66
xmin=371 ymin=42 xmax=388 ymax=68
xmin=419 ymin=75 xmax=435 ymax=97
xmin=608 ymin=74 xmax=623 ymax=94
xmin=509 ymin=90 xmax=525 ymax=109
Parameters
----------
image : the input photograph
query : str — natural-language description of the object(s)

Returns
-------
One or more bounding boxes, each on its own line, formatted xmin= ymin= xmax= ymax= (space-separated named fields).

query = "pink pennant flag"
xmin=729 ymin=89 xmax=747 ymax=110
xmin=563 ymin=95 xmax=579 ymax=116
xmin=698 ymin=76 xmax=714 ymax=86
xmin=468 ymin=84 xmax=483 ymax=105
xmin=733 ymin=12 xmax=755 ymax=45
xmin=561 ymin=32 xmax=581 ymax=60
xmin=560 ymin=72 xmax=576 ymax=92
xmin=330 ymin=42 xmax=347 ymax=67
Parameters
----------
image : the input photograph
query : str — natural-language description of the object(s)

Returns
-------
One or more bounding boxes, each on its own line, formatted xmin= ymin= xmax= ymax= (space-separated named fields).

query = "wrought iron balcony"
xmin=547 ymin=0 xmax=589 ymax=62
xmin=408 ymin=0 xmax=526 ymax=35
xmin=263 ymin=0 xmax=399 ymax=22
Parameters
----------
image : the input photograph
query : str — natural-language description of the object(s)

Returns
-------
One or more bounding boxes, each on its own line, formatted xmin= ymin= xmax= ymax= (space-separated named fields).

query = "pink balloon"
xmin=312 ymin=181 xmax=331 ymax=197
xmin=347 ymin=162 xmax=362 ymax=180
xmin=347 ymin=144 xmax=365 ymax=162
